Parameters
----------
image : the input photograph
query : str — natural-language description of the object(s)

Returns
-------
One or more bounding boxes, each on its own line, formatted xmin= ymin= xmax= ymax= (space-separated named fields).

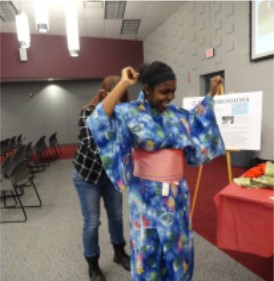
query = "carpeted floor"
xmin=1 ymin=159 xmax=265 ymax=281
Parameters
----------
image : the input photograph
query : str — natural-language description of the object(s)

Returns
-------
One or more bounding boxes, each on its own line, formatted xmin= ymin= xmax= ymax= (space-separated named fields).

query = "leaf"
xmin=101 ymin=156 xmax=114 ymax=169
xmin=132 ymin=124 xmax=143 ymax=132
xmin=105 ymin=130 xmax=115 ymax=140
xmin=148 ymin=272 xmax=159 ymax=281
xmin=173 ymin=256 xmax=182 ymax=271
xmin=163 ymin=242 xmax=172 ymax=252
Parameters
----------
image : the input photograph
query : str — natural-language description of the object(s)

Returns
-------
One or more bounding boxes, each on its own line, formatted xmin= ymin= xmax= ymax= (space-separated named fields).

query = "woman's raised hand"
xmin=209 ymin=76 xmax=224 ymax=97
xmin=121 ymin=66 xmax=139 ymax=87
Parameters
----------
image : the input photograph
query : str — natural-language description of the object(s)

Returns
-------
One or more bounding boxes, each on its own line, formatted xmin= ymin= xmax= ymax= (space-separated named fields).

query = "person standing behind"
xmin=73 ymin=76 xmax=130 ymax=281
xmin=87 ymin=62 xmax=225 ymax=281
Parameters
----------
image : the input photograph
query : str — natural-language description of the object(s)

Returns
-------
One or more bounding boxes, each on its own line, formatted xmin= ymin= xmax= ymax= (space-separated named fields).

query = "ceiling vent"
xmin=0 ymin=1 xmax=18 ymax=22
xmin=84 ymin=1 xmax=104 ymax=9
xmin=121 ymin=19 xmax=141 ymax=35
xmin=105 ymin=1 xmax=126 ymax=19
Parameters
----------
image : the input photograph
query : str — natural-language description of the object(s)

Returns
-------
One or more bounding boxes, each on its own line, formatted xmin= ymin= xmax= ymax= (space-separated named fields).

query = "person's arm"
xmin=183 ymin=76 xmax=225 ymax=165
xmin=102 ymin=66 xmax=139 ymax=117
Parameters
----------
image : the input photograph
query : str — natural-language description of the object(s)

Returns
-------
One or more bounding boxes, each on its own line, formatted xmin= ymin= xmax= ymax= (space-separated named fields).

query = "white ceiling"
xmin=0 ymin=1 xmax=184 ymax=40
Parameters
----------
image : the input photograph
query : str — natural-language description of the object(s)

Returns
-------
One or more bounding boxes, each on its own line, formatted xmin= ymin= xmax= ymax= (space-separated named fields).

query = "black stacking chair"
xmin=9 ymin=160 xmax=42 ymax=208
xmin=0 ymin=159 xmax=42 ymax=223
xmin=1 ymin=151 xmax=27 ymax=196
xmin=1 ymin=146 xmax=28 ymax=178
xmin=48 ymin=132 xmax=61 ymax=159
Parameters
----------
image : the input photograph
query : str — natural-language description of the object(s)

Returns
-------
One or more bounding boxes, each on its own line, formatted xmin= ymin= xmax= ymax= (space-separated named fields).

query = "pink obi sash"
xmin=132 ymin=149 xmax=184 ymax=182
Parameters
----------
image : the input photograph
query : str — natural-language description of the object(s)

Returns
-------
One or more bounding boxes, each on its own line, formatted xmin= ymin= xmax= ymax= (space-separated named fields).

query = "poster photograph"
xmin=182 ymin=91 xmax=263 ymax=151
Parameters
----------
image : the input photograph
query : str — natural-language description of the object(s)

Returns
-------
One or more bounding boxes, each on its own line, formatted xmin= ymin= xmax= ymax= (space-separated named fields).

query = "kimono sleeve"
xmin=184 ymin=95 xmax=225 ymax=166
xmin=87 ymin=102 xmax=132 ymax=192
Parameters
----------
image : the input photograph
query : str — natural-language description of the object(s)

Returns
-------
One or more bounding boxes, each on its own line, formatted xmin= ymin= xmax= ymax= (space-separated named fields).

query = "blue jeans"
xmin=73 ymin=170 xmax=126 ymax=258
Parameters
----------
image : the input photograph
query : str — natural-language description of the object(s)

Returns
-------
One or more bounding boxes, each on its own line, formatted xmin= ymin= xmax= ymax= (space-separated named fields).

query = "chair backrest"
xmin=34 ymin=136 xmax=47 ymax=153
xmin=9 ymin=160 xmax=32 ymax=185
xmin=1 ymin=154 xmax=14 ymax=178
xmin=0 ymin=138 xmax=10 ymax=156
xmin=16 ymin=134 xmax=23 ymax=146
xmin=12 ymin=146 xmax=26 ymax=167
xmin=8 ymin=136 xmax=17 ymax=149
xmin=50 ymin=132 xmax=59 ymax=144
xmin=24 ymin=142 xmax=33 ymax=158
xmin=1 ymin=154 xmax=13 ymax=177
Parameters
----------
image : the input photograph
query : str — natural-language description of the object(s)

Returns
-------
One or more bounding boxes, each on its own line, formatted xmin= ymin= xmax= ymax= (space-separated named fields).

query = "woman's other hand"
xmin=121 ymin=66 xmax=139 ymax=87
xmin=209 ymin=76 xmax=224 ymax=97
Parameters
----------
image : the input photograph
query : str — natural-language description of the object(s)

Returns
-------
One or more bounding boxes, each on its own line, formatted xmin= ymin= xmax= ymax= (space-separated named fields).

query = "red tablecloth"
xmin=214 ymin=182 xmax=274 ymax=257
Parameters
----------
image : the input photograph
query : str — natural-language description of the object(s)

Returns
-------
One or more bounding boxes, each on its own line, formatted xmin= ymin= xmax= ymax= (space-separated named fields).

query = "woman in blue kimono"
xmin=87 ymin=61 xmax=225 ymax=281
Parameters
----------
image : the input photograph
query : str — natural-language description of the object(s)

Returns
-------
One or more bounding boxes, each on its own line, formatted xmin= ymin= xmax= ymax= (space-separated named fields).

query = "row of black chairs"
xmin=0 ymin=133 xmax=61 ymax=223
xmin=0 ymin=134 xmax=24 ymax=159
xmin=0 ymin=132 xmax=61 ymax=162
xmin=26 ymin=134 xmax=61 ymax=172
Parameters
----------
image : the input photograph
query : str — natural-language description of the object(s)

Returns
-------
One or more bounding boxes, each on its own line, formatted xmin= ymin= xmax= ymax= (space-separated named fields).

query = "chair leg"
xmin=57 ymin=144 xmax=62 ymax=156
xmin=0 ymin=189 xmax=27 ymax=223
xmin=15 ymin=180 xmax=42 ymax=208
xmin=2 ymin=190 xmax=17 ymax=208
xmin=51 ymin=146 xmax=59 ymax=159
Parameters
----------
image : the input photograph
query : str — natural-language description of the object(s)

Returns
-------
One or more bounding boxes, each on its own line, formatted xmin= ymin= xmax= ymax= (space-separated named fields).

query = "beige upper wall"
xmin=143 ymin=1 xmax=274 ymax=160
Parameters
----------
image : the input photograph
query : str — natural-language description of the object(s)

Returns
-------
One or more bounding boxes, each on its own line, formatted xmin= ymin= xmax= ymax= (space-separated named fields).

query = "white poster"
xmin=183 ymin=92 xmax=263 ymax=150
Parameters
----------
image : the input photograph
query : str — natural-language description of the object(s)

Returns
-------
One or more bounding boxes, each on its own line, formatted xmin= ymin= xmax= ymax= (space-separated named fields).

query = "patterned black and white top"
xmin=73 ymin=106 xmax=104 ymax=183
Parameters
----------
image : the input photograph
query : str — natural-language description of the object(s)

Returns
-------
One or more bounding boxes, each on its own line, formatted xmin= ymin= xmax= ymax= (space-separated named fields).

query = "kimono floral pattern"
xmin=87 ymin=92 xmax=225 ymax=281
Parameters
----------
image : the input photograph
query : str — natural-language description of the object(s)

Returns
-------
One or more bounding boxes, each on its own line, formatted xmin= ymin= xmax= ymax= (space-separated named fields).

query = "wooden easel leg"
xmin=226 ymin=151 xmax=233 ymax=183
xmin=190 ymin=165 xmax=203 ymax=219
xmin=190 ymin=153 xmax=234 ymax=219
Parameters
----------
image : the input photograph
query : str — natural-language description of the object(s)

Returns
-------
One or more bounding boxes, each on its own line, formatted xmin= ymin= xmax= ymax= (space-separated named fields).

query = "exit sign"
xmin=205 ymin=48 xmax=214 ymax=58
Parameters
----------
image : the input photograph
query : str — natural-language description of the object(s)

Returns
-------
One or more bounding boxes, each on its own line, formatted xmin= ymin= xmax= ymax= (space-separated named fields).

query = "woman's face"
xmin=145 ymin=80 xmax=176 ymax=113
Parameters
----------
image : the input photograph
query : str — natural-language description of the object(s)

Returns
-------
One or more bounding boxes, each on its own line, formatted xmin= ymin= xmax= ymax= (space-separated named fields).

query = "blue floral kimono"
xmin=87 ymin=92 xmax=225 ymax=281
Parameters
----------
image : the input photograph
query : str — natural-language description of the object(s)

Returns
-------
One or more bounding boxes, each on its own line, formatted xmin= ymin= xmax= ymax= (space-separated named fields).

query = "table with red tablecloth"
xmin=214 ymin=182 xmax=274 ymax=257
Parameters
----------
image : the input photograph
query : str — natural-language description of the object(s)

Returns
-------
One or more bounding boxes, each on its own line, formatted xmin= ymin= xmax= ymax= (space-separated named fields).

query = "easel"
xmin=190 ymin=150 xmax=236 ymax=219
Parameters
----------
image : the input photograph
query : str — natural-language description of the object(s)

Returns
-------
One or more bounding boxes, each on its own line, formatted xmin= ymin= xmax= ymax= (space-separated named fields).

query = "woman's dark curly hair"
xmin=137 ymin=61 xmax=176 ymax=90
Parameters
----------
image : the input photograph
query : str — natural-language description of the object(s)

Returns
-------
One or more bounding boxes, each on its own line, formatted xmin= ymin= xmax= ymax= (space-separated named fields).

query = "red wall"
xmin=0 ymin=33 xmax=143 ymax=81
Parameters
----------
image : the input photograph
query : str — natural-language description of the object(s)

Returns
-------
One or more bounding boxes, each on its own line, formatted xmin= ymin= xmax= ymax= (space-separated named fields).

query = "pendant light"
xmin=64 ymin=0 xmax=80 ymax=57
xmin=16 ymin=12 xmax=30 ymax=48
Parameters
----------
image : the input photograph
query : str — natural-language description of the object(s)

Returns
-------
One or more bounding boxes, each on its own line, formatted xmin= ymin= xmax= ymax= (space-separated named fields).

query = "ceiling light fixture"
xmin=34 ymin=0 xmax=49 ymax=32
xmin=64 ymin=0 xmax=80 ymax=57
xmin=16 ymin=12 xmax=30 ymax=48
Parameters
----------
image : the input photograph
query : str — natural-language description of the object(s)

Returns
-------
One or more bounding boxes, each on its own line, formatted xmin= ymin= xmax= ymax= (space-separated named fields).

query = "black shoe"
xmin=85 ymin=256 xmax=106 ymax=281
xmin=113 ymin=243 xmax=130 ymax=271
